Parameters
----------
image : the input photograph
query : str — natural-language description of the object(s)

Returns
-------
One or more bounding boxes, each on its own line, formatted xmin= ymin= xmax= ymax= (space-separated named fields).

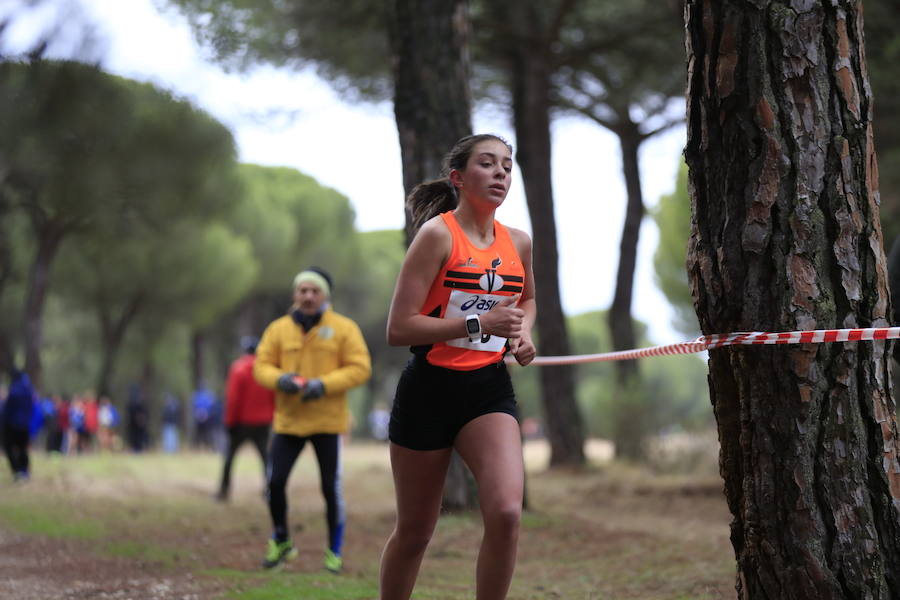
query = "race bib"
xmin=444 ymin=290 xmax=508 ymax=352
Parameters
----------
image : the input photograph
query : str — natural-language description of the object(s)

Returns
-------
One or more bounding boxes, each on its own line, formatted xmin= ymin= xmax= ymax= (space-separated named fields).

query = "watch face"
xmin=466 ymin=316 xmax=480 ymax=334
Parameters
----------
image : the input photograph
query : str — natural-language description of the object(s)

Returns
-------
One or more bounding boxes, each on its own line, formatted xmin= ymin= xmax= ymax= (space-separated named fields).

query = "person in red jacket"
xmin=215 ymin=336 xmax=275 ymax=502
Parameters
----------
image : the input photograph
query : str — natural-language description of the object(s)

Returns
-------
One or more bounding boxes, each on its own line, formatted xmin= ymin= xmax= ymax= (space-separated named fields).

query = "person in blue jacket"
xmin=3 ymin=369 xmax=35 ymax=482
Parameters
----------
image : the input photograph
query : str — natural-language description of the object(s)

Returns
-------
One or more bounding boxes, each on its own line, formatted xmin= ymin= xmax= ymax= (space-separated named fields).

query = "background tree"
xmin=388 ymin=0 xmax=480 ymax=509
xmin=685 ymin=1 xmax=900 ymax=596
xmin=549 ymin=0 xmax=685 ymax=460
xmin=390 ymin=0 xmax=472 ymax=243
xmin=166 ymin=0 xmax=592 ymax=467
xmin=553 ymin=0 xmax=684 ymax=375
xmin=0 ymin=59 xmax=239 ymax=390
xmin=203 ymin=163 xmax=362 ymax=389
xmin=55 ymin=220 xmax=256 ymax=397
xmin=474 ymin=0 xmax=586 ymax=466
xmin=653 ymin=162 xmax=700 ymax=337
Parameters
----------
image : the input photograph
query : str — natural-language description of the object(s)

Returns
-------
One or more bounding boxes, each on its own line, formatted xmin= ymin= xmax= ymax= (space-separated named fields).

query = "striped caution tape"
xmin=510 ymin=326 xmax=900 ymax=366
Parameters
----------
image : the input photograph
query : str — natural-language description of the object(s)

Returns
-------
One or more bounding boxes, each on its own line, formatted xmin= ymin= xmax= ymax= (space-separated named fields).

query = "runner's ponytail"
xmin=406 ymin=178 xmax=458 ymax=234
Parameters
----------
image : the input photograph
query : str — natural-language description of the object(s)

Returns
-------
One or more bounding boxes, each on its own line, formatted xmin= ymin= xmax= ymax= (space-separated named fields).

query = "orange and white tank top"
xmin=416 ymin=211 xmax=525 ymax=371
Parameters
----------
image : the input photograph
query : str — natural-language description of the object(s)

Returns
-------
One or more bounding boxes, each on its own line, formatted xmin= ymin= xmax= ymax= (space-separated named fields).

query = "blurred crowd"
xmin=0 ymin=371 xmax=233 ymax=482
xmin=1 ymin=370 xmax=396 ymax=486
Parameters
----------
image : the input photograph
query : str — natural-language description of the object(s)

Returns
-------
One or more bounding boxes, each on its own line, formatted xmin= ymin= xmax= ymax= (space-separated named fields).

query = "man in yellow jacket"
xmin=254 ymin=266 xmax=371 ymax=573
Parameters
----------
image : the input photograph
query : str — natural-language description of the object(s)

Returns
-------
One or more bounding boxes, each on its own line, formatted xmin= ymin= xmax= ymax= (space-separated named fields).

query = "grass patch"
xmin=103 ymin=539 xmax=182 ymax=567
xmin=212 ymin=570 xmax=380 ymax=599
xmin=0 ymin=501 xmax=106 ymax=539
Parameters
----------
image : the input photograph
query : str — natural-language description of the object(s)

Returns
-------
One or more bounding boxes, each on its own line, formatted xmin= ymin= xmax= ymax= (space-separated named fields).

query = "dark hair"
xmin=239 ymin=336 xmax=259 ymax=354
xmin=307 ymin=266 xmax=334 ymax=294
xmin=406 ymin=134 xmax=513 ymax=233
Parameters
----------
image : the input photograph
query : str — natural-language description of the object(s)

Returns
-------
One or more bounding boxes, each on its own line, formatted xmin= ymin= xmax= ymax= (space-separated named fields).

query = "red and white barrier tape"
xmin=510 ymin=326 xmax=900 ymax=366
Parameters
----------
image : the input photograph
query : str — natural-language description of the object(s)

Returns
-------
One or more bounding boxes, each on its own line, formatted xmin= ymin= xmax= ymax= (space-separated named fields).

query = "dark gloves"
xmin=277 ymin=373 xmax=302 ymax=394
xmin=276 ymin=374 xmax=323 ymax=400
xmin=302 ymin=378 xmax=325 ymax=401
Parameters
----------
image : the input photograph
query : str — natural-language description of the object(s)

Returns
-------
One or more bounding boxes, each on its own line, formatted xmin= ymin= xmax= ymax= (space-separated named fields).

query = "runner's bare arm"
xmin=508 ymin=227 xmax=536 ymax=365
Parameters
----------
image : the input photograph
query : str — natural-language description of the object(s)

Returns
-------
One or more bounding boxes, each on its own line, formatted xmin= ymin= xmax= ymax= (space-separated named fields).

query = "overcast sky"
xmin=2 ymin=0 xmax=690 ymax=346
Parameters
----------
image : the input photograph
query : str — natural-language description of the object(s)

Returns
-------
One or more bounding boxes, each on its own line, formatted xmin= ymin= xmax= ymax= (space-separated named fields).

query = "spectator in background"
xmin=161 ymin=392 xmax=181 ymax=453
xmin=81 ymin=393 xmax=99 ymax=452
xmin=42 ymin=395 xmax=63 ymax=453
xmin=368 ymin=402 xmax=390 ymax=442
xmin=192 ymin=383 xmax=216 ymax=450
xmin=254 ymin=266 xmax=371 ymax=573
xmin=126 ymin=383 xmax=149 ymax=453
xmin=53 ymin=395 xmax=71 ymax=454
xmin=3 ymin=369 xmax=35 ymax=482
xmin=68 ymin=395 xmax=86 ymax=454
xmin=215 ymin=335 xmax=275 ymax=502
xmin=29 ymin=393 xmax=45 ymax=445
xmin=97 ymin=396 xmax=120 ymax=451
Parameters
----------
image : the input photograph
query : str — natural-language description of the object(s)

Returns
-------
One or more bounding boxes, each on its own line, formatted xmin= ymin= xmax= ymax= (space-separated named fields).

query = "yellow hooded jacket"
xmin=254 ymin=308 xmax=371 ymax=437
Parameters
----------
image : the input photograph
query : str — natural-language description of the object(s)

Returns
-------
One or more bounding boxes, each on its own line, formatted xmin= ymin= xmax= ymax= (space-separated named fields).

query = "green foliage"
xmin=213 ymin=571 xmax=380 ymax=600
xmin=342 ymin=229 xmax=410 ymax=436
xmin=652 ymin=161 xmax=700 ymax=337
xmin=233 ymin=164 xmax=360 ymax=295
xmin=104 ymin=540 xmax=180 ymax=567
xmin=550 ymin=0 xmax=685 ymax=132
xmin=513 ymin=308 xmax=710 ymax=443
xmin=0 ymin=502 xmax=106 ymax=539
xmin=0 ymin=208 xmax=31 ymax=359
xmin=0 ymin=58 xmax=242 ymax=391
xmin=0 ymin=60 xmax=238 ymax=231
xmin=163 ymin=0 xmax=392 ymax=101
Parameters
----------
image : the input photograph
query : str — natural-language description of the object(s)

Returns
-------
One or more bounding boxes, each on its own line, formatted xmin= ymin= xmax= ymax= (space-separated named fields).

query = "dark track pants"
xmin=3 ymin=426 xmax=29 ymax=478
xmin=218 ymin=424 xmax=270 ymax=497
xmin=267 ymin=432 xmax=345 ymax=555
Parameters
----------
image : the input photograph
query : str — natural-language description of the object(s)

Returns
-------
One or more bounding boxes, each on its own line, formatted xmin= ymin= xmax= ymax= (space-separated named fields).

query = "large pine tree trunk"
xmin=685 ymin=1 xmax=900 ymax=597
xmin=390 ymin=0 xmax=479 ymax=510
xmin=507 ymin=20 xmax=585 ymax=467
xmin=391 ymin=0 xmax=472 ymax=245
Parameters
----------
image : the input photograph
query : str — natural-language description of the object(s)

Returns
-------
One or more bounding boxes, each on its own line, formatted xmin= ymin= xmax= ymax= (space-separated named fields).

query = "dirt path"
xmin=0 ymin=528 xmax=229 ymax=599
xmin=0 ymin=440 xmax=734 ymax=599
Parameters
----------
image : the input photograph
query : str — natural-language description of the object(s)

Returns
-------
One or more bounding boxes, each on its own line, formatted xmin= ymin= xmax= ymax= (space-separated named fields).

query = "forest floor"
xmin=0 ymin=436 xmax=736 ymax=600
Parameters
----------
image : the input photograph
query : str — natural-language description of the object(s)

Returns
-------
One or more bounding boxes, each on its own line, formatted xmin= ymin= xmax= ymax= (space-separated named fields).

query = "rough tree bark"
xmin=685 ymin=1 xmax=900 ymax=598
xmin=390 ymin=0 xmax=479 ymax=510
xmin=391 ymin=0 xmax=472 ymax=245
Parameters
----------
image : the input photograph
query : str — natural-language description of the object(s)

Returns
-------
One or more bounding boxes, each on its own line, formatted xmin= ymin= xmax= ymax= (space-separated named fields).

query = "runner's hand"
xmin=301 ymin=379 xmax=325 ymax=401
xmin=509 ymin=334 xmax=536 ymax=366
xmin=277 ymin=373 xmax=301 ymax=394
xmin=480 ymin=295 xmax=523 ymax=338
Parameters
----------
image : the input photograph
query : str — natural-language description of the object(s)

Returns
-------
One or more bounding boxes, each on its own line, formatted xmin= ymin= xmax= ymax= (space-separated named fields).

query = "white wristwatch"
xmin=465 ymin=314 xmax=481 ymax=342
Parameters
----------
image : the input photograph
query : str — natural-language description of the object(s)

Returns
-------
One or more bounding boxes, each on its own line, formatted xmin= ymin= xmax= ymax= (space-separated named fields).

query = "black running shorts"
xmin=389 ymin=355 xmax=518 ymax=451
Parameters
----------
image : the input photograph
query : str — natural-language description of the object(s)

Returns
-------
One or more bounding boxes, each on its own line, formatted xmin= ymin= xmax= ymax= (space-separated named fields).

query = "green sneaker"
xmin=324 ymin=548 xmax=342 ymax=573
xmin=262 ymin=538 xmax=297 ymax=569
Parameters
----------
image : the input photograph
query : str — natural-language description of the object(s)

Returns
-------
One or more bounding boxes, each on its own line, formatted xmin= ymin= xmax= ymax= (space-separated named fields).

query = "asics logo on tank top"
xmin=460 ymin=296 xmax=502 ymax=312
